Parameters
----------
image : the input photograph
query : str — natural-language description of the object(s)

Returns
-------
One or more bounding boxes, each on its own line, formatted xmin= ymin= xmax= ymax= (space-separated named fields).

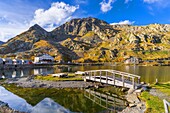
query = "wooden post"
xmin=89 ymin=72 xmax=92 ymax=80
xmin=113 ymin=72 xmax=115 ymax=85
xmin=94 ymin=90 xmax=96 ymax=102
xmin=100 ymin=71 xmax=102 ymax=83
xmin=94 ymin=71 xmax=96 ymax=81
xmin=156 ymin=78 xmax=158 ymax=84
xmin=138 ymin=77 xmax=140 ymax=84
xmin=84 ymin=72 xmax=87 ymax=82
xmin=100 ymin=92 xmax=101 ymax=105
xmin=132 ymin=77 xmax=135 ymax=89
xmin=128 ymin=77 xmax=130 ymax=81
xmin=89 ymin=90 xmax=91 ymax=98
xmin=106 ymin=95 xmax=108 ymax=108
xmin=122 ymin=75 xmax=125 ymax=87
xmin=106 ymin=71 xmax=108 ymax=84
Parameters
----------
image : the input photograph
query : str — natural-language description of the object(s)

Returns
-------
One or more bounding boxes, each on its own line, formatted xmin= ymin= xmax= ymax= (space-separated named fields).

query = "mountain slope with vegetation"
xmin=0 ymin=17 xmax=170 ymax=62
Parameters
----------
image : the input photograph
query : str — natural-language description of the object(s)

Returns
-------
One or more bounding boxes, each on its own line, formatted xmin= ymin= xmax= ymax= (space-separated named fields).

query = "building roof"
xmin=36 ymin=54 xmax=54 ymax=60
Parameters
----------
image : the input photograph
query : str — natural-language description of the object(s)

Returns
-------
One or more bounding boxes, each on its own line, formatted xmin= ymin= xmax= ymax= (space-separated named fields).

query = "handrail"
xmin=163 ymin=99 xmax=170 ymax=113
xmin=83 ymin=69 xmax=140 ymax=79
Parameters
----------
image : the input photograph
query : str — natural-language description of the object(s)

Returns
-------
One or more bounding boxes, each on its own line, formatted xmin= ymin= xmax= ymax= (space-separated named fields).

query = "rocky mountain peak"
xmin=28 ymin=24 xmax=47 ymax=33
xmin=52 ymin=17 xmax=110 ymax=37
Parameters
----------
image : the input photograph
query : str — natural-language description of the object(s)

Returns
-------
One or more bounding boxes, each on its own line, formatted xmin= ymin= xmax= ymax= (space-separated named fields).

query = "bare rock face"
xmin=0 ymin=17 xmax=170 ymax=62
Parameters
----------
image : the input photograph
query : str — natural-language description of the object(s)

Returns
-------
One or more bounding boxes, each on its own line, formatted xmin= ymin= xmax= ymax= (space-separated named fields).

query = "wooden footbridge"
xmin=78 ymin=69 xmax=141 ymax=89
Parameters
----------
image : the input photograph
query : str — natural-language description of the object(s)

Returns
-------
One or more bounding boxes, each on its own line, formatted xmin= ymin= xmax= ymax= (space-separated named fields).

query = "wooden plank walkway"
xmin=82 ymin=69 xmax=141 ymax=89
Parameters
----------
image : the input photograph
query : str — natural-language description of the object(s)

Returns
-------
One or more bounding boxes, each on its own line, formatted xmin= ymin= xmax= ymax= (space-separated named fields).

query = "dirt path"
xmin=150 ymin=88 xmax=170 ymax=101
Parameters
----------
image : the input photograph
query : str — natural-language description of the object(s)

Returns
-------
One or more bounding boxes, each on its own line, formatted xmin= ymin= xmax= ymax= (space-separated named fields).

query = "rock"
xmin=140 ymin=82 xmax=145 ymax=84
xmin=135 ymin=89 xmax=143 ymax=93
xmin=137 ymin=103 xmax=144 ymax=108
xmin=0 ymin=101 xmax=8 ymax=107
xmin=142 ymin=85 xmax=150 ymax=91
xmin=128 ymin=88 xmax=135 ymax=94
xmin=126 ymin=94 xmax=140 ymax=104
xmin=129 ymin=104 xmax=136 ymax=107
xmin=122 ymin=88 xmax=128 ymax=92
xmin=39 ymin=84 xmax=46 ymax=88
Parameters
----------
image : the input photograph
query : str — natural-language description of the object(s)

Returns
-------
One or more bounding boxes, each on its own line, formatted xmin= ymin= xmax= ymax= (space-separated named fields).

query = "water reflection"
xmin=0 ymin=86 xmax=73 ymax=113
xmin=0 ymin=86 xmax=32 ymax=112
xmin=31 ymin=98 xmax=73 ymax=113
xmin=84 ymin=89 xmax=126 ymax=112
xmin=0 ymin=65 xmax=170 ymax=83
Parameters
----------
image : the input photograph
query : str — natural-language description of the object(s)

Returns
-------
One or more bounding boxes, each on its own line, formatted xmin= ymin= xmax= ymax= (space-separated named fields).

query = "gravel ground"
xmin=5 ymin=78 xmax=93 ymax=89
xmin=150 ymin=88 xmax=170 ymax=101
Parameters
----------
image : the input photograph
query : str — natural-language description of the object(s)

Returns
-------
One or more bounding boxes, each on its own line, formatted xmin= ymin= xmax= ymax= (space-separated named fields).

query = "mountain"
xmin=0 ymin=17 xmax=170 ymax=62
xmin=0 ymin=41 xmax=4 ymax=45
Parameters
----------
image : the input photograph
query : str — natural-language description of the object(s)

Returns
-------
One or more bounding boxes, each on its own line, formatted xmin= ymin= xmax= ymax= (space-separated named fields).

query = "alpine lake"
xmin=0 ymin=64 xmax=170 ymax=113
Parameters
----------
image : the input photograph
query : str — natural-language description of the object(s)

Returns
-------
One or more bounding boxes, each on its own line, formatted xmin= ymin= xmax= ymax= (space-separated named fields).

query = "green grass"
xmin=35 ymin=73 xmax=83 ymax=81
xmin=140 ymin=91 xmax=164 ymax=113
xmin=140 ymin=82 xmax=170 ymax=113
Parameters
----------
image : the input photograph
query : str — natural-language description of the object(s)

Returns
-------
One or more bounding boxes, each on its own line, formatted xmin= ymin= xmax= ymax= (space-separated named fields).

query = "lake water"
xmin=1 ymin=65 xmax=169 ymax=112
xmin=0 ymin=65 xmax=170 ymax=83
xmin=0 ymin=86 xmax=126 ymax=113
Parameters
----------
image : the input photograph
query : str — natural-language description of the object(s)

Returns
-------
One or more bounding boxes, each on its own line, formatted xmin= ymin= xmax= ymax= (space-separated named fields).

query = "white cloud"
xmin=143 ymin=0 xmax=160 ymax=4
xmin=30 ymin=2 xmax=79 ymax=31
xmin=0 ymin=22 xmax=28 ymax=42
xmin=100 ymin=0 xmax=116 ymax=13
xmin=0 ymin=2 xmax=80 ymax=42
xmin=110 ymin=20 xmax=135 ymax=25
xmin=0 ymin=1 xmax=37 ymax=42
xmin=144 ymin=0 xmax=170 ymax=8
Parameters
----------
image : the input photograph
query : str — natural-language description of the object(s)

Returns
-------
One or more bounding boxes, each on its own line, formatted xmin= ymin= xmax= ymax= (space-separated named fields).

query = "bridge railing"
xmin=82 ymin=69 xmax=141 ymax=89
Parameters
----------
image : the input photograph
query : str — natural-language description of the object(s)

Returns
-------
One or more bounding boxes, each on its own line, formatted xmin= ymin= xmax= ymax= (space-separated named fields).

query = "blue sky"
xmin=0 ymin=0 xmax=170 ymax=41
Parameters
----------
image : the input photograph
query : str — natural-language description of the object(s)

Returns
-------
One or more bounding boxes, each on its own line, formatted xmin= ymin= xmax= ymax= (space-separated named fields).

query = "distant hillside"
xmin=0 ymin=17 xmax=170 ymax=62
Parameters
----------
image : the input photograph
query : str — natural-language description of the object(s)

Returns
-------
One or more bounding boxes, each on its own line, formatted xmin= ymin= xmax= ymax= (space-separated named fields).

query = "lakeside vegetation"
xmin=140 ymin=82 xmax=170 ymax=113
xmin=35 ymin=73 xmax=83 ymax=81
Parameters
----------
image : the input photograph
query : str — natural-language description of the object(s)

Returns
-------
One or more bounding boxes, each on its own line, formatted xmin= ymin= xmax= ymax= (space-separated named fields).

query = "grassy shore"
xmin=35 ymin=73 xmax=83 ymax=81
xmin=140 ymin=82 xmax=170 ymax=113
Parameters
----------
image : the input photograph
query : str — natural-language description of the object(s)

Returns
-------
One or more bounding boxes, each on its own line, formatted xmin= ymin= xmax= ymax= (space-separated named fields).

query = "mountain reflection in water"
xmin=0 ymin=86 xmax=74 ymax=113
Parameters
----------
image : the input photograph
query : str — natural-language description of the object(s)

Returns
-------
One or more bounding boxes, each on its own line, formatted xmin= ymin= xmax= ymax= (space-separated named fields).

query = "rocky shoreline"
xmin=119 ymin=89 xmax=146 ymax=113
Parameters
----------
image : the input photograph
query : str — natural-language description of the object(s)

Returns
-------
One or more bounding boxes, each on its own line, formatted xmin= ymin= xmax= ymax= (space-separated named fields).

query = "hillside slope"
xmin=0 ymin=17 xmax=170 ymax=62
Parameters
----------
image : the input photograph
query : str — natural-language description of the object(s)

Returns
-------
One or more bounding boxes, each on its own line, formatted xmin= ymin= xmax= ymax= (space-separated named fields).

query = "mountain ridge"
xmin=0 ymin=17 xmax=170 ymax=62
